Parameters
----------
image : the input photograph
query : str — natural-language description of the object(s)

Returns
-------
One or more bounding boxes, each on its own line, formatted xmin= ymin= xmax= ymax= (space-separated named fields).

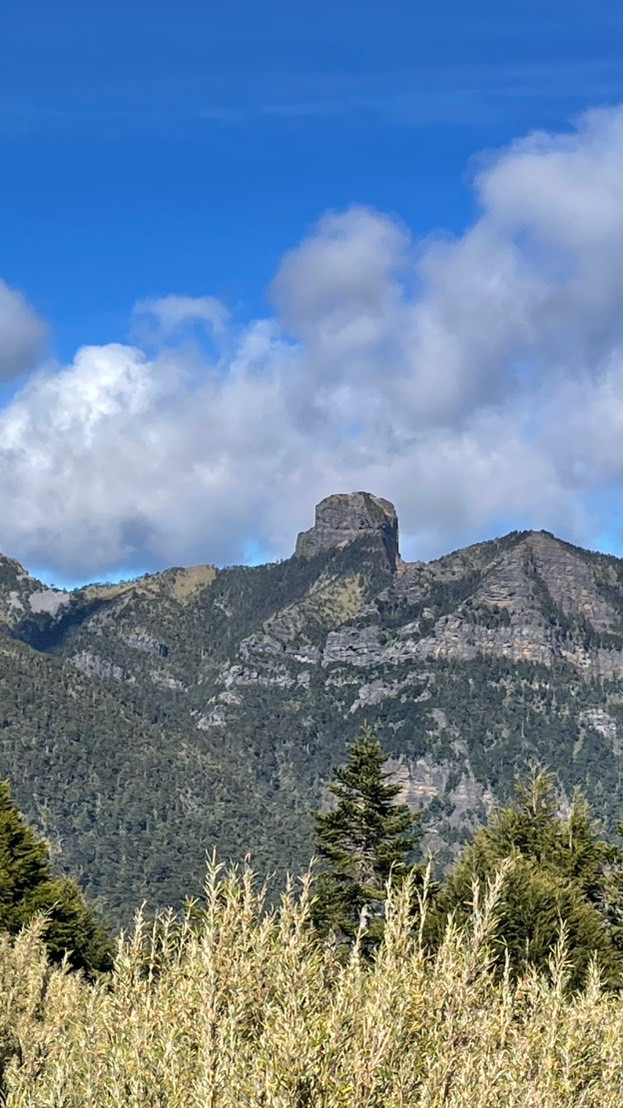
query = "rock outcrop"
xmin=295 ymin=492 xmax=400 ymax=570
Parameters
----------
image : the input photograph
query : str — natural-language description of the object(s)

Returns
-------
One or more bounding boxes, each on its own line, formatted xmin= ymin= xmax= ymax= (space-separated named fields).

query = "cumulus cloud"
xmin=3 ymin=105 xmax=623 ymax=579
xmin=0 ymin=279 xmax=47 ymax=380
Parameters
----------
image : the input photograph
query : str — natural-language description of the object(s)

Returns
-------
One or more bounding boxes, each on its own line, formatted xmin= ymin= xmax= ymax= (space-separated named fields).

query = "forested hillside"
xmin=2 ymin=491 xmax=623 ymax=921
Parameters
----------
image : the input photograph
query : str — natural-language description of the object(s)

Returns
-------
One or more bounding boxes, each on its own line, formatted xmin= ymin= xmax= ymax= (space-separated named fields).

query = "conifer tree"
xmin=312 ymin=724 xmax=420 ymax=948
xmin=0 ymin=777 xmax=113 ymax=976
xmin=433 ymin=768 xmax=623 ymax=990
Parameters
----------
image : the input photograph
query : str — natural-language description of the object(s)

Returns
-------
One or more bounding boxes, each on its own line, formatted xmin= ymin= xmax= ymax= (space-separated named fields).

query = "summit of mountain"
xmin=295 ymin=491 xmax=400 ymax=570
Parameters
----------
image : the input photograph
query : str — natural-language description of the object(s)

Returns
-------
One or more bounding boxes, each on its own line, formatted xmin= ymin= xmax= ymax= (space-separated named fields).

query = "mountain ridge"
xmin=2 ymin=494 xmax=623 ymax=922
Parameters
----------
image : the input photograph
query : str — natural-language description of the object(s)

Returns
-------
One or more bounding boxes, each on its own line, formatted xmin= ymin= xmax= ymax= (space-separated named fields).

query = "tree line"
xmin=3 ymin=723 xmax=623 ymax=990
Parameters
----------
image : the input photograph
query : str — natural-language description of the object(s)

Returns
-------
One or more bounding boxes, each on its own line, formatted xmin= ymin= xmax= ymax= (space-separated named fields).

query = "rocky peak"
xmin=295 ymin=492 xmax=400 ymax=570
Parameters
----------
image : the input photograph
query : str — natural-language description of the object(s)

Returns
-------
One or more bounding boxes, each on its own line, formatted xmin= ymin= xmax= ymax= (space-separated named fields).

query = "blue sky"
xmin=5 ymin=0 xmax=622 ymax=358
xmin=3 ymin=0 xmax=623 ymax=585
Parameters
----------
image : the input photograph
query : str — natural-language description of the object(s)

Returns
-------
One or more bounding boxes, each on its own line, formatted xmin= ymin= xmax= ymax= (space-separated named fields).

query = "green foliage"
xmin=312 ymin=724 xmax=420 ymax=948
xmin=0 ymin=776 xmax=112 ymax=976
xmin=462 ymin=600 xmax=511 ymax=629
xmin=432 ymin=768 xmax=623 ymax=990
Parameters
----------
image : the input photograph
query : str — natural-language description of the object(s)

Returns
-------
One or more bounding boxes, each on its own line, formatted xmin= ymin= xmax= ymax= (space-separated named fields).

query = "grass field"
xmin=1 ymin=861 xmax=621 ymax=1107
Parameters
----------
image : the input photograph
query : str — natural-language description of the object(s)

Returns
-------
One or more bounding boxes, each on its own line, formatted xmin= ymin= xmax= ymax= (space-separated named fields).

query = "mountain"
xmin=3 ymin=491 xmax=623 ymax=923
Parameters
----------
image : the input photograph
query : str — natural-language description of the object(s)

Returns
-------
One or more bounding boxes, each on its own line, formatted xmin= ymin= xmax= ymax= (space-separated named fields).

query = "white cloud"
xmin=4 ymin=106 xmax=623 ymax=578
xmin=132 ymin=295 xmax=230 ymax=344
xmin=0 ymin=279 xmax=47 ymax=380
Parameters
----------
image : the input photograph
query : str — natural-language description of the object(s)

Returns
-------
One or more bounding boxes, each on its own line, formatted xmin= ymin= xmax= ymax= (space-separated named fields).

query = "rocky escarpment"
xmin=295 ymin=492 xmax=400 ymax=571
xmin=239 ymin=522 xmax=623 ymax=680
xmin=374 ymin=529 xmax=623 ymax=676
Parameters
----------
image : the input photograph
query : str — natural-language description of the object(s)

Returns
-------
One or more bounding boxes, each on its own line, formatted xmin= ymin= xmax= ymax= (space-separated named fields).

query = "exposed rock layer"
xmin=295 ymin=492 xmax=400 ymax=570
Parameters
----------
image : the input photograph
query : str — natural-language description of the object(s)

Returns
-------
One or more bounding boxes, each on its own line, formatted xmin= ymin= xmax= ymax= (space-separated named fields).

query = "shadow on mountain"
xmin=10 ymin=597 xmax=109 ymax=654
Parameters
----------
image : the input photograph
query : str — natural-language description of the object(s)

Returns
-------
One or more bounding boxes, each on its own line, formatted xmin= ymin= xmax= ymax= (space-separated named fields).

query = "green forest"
xmin=3 ymin=728 xmax=623 ymax=1104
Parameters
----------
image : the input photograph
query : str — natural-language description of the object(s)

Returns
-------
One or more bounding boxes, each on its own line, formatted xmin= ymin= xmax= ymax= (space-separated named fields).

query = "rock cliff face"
xmin=295 ymin=492 xmax=400 ymax=570
xmin=0 ymin=554 xmax=70 ymax=628
xmin=4 ymin=494 xmax=623 ymax=921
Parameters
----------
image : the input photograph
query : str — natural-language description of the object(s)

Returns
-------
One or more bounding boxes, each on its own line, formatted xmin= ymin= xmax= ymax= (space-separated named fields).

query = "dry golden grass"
xmin=1 ymin=862 xmax=622 ymax=1106
xmin=80 ymin=564 xmax=218 ymax=604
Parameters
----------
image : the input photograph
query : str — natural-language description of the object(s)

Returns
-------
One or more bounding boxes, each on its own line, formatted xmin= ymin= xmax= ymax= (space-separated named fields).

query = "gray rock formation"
xmin=295 ymin=491 xmax=400 ymax=570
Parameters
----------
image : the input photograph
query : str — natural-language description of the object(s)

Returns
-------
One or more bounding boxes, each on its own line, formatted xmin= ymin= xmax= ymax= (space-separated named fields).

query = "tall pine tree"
xmin=312 ymin=724 xmax=420 ymax=948
xmin=433 ymin=768 xmax=623 ymax=990
xmin=0 ymin=777 xmax=113 ymax=976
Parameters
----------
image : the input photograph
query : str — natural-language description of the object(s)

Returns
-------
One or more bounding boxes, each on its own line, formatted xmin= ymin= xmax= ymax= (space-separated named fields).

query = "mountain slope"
xmin=3 ymin=493 xmax=623 ymax=922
